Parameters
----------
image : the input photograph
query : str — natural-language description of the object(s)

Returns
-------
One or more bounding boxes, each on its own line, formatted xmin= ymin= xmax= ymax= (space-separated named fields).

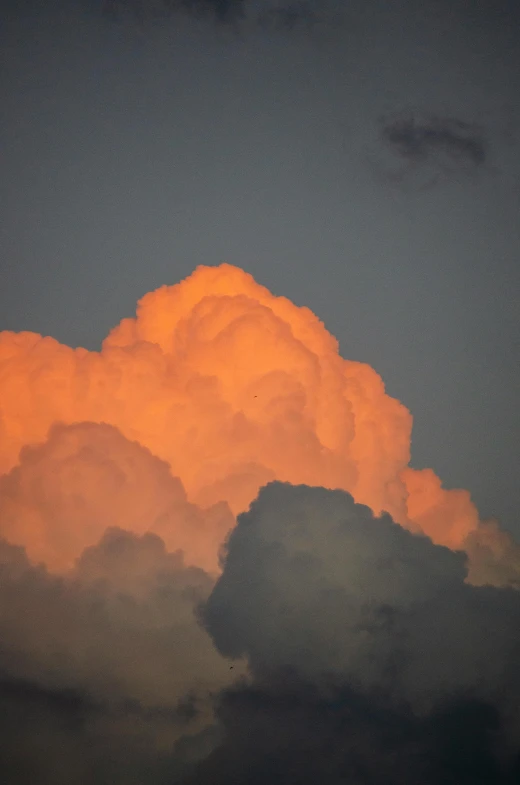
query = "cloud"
xmin=100 ymin=0 xmax=334 ymax=31
xmin=0 ymin=525 xmax=236 ymax=711
xmin=372 ymin=111 xmax=488 ymax=189
xmin=1 ymin=265 xmax=520 ymax=780
xmin=204 ymin=483 xmax=520 ymax=709
xmin=100 ymin=0 xmax=246 ymax=24
xmin=257 ymin=1 xmax=322 ymax=31
xmin=184 ymin=681 xmax=517 ymax=785
xmin=0 ymin=421 xmax=234 ymax=573
xmin=0 ymin=264 xmax=484 ymax=567
xmin=465 ymin=518 xmax=520 ymax=589
xmin=1 ymin=480 xmax=519 ymax=782
xmin=199 ymin=482 xmax=520 ymax=782
xmin=0 ymin=527 xmax=240 ymax=783
xmin=382 ymin=114 xmax=486 ymax=166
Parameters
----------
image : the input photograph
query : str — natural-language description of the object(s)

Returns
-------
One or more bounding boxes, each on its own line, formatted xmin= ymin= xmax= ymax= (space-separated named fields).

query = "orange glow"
xmin=0 ymin=264 xmax=480 ymax=570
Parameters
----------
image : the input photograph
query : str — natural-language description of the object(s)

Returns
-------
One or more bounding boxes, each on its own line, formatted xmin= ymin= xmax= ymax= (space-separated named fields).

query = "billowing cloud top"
xmin=1 ymin=264 xmax=519 ymax=782
xmin=205 ymin=483 xmax=520 ymax=715
xmin=196 ymin=483 xmax=520 ymax=784
xmin=0 ymin=263 xmax=483 ymax=574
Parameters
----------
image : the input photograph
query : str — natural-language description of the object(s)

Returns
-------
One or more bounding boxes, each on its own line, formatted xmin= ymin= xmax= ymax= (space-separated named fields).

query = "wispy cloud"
xmin=370 ymin=110 xmax=489 ymax=189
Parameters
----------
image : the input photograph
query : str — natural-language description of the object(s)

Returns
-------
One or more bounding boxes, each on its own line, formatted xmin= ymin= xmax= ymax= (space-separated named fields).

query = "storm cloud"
xmin=0 ymin=525 xmax=238 ymax=783
xmin=1 ymin=269 xmax=519 ymax=782
xmin=199 ymin=482 xmax=520 ymax=784
xmin=1 ymin=478 xmax=520 ymax=782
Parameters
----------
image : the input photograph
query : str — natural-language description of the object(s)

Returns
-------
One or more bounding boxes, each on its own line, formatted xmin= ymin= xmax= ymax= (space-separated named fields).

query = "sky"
xmin=1 ymin=0 xmax=520 ymax=783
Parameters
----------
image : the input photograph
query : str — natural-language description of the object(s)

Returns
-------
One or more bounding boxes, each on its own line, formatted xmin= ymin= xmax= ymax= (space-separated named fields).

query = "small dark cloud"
xmin=257 ymin=2 xmax=320 ymax=31
xmin=179 ymin=0 xmax=245 ymax=23
xmin=371 ymin=110 xmax=489 ymax=189
xmin=98 ymin=0 xmax=331 ymax=30
xmin=382 ymin=114 xmax=487 ymax=167
xmin=100 ymin=0 xmax=246 ymax=25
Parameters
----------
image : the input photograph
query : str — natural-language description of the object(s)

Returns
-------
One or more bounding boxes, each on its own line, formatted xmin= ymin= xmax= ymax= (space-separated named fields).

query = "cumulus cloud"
xmin=1 ymin=480 xmax=519 ymax=782
xmin=199 ymin=483 xmax=520 ymax=783
xmin=0 ymin=421 xmax=234 ymax=573
xmin=204 ymin=484 xmax=520 ymax=709
xmin=1 ymin=264 xmax=520 ymax=781
xmin=465 ymin=518 xmax=520 ymax=589
xmin=0 ymin=527 xmax=240 ymax=783
xmin=0 ymin=264 xmax=484 ymax=567
xmin=185 ymin=681 xmax=517 ymax=785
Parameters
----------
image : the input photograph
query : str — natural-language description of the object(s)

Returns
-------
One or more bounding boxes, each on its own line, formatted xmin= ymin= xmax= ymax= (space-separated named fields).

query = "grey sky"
xmin=1 ymin=0 xmax=519 ymax=536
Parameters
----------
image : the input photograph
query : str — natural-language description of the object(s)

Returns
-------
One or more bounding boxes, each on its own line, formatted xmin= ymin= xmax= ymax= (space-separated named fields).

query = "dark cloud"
xmin=177 ymin=0 xmax=245 ymax=23
xmin=200 ymin=482 xmax=520 ymax=783
xmin=372 ymin=111 xmax=489 ymax=189
xmin=382 ymin=114 xmax=486 ymax=166
xmin=0 ymin=671 xmax=209 ymax=785
xmin=0 ymin=528 xmax=238 ymax=784
xmin=1 ymin=480 xmax=520 ymax=782
xmin=99 ymin=0 xmax=330 ymax=29
xmin=0 ymin=526 xmax=233 ymax=712
xmin=184 ymin=680 xmax=518 ymax=785
xmin=257 ymin=2 xmax=321 ymax=31
xmin=98 ymin=0 xmax=247 ymax=25
xmin=0 ymin=677 xmax=94 ymax=785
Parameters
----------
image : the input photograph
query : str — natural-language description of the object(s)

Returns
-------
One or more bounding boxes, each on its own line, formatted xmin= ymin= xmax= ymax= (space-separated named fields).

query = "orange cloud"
xmin=0 ymin=264 xmax=479 ymax=570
